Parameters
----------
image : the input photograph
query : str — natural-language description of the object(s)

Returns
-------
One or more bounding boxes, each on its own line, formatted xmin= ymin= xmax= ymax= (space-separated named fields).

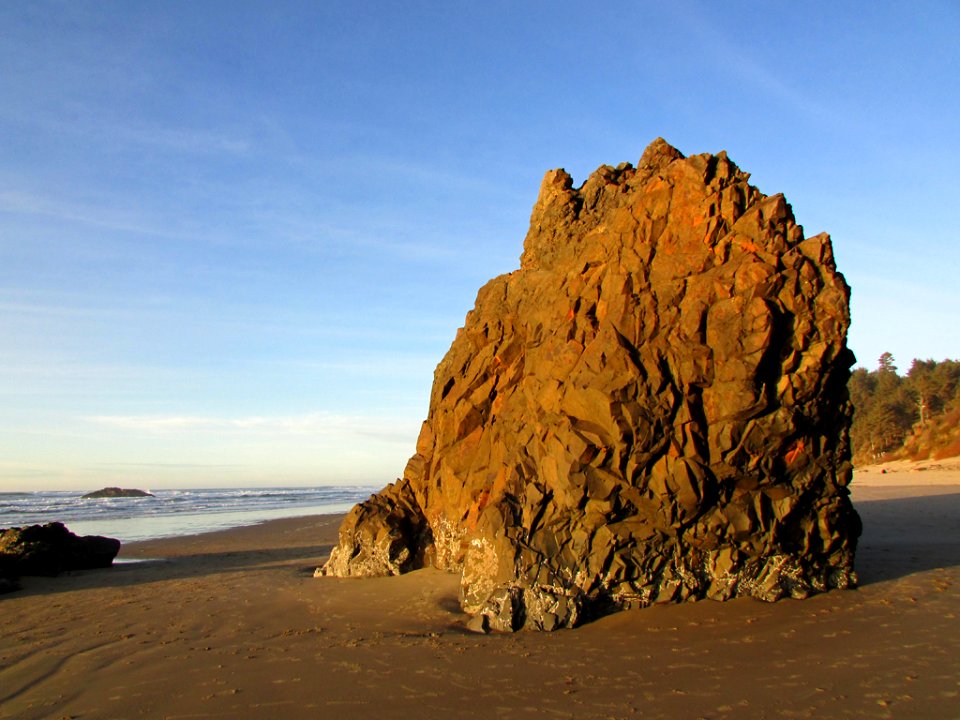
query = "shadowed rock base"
xmin=0 ymin=522 xmax=121 ymax=585
xmin=319 ymin=139 xmax=861 ymax=631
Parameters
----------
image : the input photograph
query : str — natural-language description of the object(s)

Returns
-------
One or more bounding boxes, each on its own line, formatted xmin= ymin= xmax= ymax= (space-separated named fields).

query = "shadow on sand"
xmin=4 ymin=543 xmax=335 ymax=598
xmin=853 ymin=492 xmax=960 ymax=585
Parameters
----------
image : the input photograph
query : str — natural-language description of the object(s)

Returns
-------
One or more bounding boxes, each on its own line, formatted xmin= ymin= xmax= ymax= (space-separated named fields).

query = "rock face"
xmin=0 ymin=522 xmax=121 ymax=579
xmin=320 ymin=139 xmax=861 ymax=631
xmin=82 ymin=487 xmax=154 ymax=498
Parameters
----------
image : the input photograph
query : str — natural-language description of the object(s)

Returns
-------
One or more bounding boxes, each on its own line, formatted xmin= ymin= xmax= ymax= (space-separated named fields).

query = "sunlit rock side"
xmin=318 ymin=138 xmax=861 ymax=631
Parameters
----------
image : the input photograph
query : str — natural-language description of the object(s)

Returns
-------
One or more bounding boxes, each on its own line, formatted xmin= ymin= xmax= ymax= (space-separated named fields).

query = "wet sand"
xmin=1 ymin=469 xmax=958 ymax=719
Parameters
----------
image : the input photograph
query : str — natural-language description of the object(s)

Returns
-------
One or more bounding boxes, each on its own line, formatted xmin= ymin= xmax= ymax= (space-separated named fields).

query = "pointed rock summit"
xmin=319 ymin=139 xmax=861 ymax=631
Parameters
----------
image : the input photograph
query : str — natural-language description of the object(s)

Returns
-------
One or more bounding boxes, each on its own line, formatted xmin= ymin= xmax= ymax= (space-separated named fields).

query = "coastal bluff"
xmin=319 ymin=138 xmax=861 ymax=631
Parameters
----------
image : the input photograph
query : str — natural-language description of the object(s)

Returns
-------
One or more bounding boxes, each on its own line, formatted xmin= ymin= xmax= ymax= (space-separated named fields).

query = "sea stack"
xmin=319 ymin=138 xmax=861 ymax=631
xmin=82 ymin=487 xmax=154 ymax=499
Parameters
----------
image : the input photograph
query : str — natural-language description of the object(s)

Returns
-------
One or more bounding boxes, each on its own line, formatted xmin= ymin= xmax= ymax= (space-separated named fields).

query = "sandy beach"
xmin=2 ymin=466 xmax=958 ymax=719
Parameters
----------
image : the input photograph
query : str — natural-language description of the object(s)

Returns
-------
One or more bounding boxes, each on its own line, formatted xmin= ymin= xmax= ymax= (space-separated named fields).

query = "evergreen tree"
xmin=849 ymin=353 xmax=960 ymax=463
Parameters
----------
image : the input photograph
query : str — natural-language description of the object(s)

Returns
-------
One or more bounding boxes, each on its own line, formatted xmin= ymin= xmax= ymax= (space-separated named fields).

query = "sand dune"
xmin=1 ymin=472 xmax=957 ymax=719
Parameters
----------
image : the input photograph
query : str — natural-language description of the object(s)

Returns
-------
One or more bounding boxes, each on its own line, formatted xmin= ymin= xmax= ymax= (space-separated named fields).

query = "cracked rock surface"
xmin=319 ymin=138 xmax=861 ymax=631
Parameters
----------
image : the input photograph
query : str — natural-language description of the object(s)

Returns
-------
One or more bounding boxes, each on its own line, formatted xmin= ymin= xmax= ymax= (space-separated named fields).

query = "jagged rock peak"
xmin=638 ymin=136 xmax=685 ymax=170
xmin=319 ymin=138 xmax=860 ymax=632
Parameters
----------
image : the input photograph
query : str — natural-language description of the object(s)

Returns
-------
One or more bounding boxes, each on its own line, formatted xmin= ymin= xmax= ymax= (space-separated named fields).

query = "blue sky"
xmin=1 ymin=1 xmax=957 ymax=490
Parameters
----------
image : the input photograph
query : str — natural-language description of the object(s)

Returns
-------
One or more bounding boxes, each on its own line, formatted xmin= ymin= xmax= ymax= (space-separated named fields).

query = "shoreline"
xmin=0 ymin=485 xmax=375 ymax=545
xmin=120 ymin=511 xmax=346 ymax=559
xmin=853 ymin=457 xmax=960 ymax=488
xmin=1 ymin=475 xmax=957 ymax=718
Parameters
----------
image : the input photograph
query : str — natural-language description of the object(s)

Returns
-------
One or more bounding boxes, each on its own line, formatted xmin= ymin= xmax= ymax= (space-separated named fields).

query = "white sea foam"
xmin=0 ymin=486 xmax=375 ymax=543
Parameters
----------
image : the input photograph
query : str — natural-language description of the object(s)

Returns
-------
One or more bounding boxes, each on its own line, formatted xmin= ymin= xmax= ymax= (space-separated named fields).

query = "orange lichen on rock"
xmin=785 ymin=439 xmax=806 ymax=466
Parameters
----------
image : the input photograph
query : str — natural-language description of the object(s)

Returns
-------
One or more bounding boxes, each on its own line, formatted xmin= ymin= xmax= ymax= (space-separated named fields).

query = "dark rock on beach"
xmin=320 ymin=138 xmax=861 ymax=631
xmin=82 ymin=487 xmax=154 ymax=499
xmin=0 ymin=522 xmax=121 ymax=581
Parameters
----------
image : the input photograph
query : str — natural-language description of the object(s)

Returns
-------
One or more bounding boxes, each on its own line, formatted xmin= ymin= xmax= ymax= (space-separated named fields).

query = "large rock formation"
xmin=320 ymin=139 xmax=861 ymax=631
xmin=0 ymin=522 xmax=121 ymax=582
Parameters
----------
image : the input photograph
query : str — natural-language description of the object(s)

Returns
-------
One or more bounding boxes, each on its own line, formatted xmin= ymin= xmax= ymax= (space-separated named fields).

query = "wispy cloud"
xmin=0 ymin=84 xmax=253 ymax=159
xmin=0 ymin=464 xmax=57 ymax=480
xmin=0 ymin=188 xmax=195 ymax=241
xmin=113 ymin=122 xmax=251 ymax=157
xmin=92 ymin=462 xmax=243 ymax=470
xmin=84 ymin=412 xmax=420 ymax=444
xmin=0 ymin=299 xmax=135 ymax=320
xmin=672 ymin=0 xmax=831 ymax=123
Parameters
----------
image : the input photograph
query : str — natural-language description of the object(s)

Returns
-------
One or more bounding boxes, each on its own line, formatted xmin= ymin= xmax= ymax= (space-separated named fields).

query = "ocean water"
xmin=0 ymin=486 xmax=376 ymax=544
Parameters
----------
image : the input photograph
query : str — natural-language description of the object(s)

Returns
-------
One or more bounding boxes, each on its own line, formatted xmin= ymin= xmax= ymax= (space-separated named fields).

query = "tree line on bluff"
xmin=850 ymin=352 xmax=960 ymax=463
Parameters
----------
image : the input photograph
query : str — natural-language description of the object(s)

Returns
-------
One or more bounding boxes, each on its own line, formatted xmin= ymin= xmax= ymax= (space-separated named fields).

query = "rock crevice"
xmin=318 ymin=139 xmax=861 ymax=631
